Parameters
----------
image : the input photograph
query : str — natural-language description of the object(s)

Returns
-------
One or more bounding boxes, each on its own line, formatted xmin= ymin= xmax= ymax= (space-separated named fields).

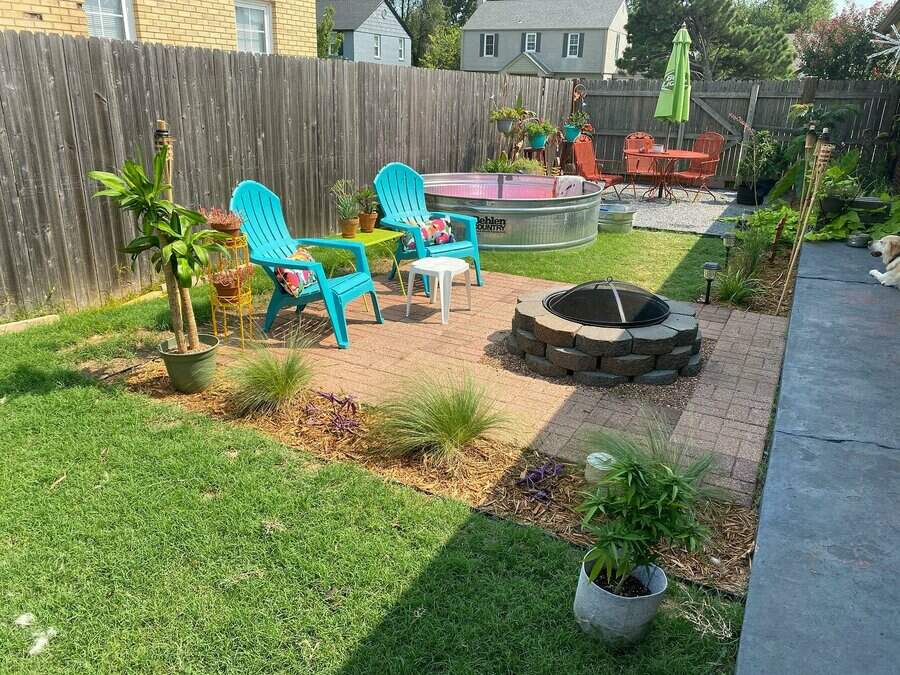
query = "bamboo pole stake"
xmin=154 ymin=120 xmax=186 ymax=353
xmin=777 ymin=142 xmax=833 ymax=313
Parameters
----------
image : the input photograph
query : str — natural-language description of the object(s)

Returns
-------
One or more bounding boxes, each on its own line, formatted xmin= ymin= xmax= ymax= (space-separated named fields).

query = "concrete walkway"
xmin=737 ymin=242 xmax=900 ymax=674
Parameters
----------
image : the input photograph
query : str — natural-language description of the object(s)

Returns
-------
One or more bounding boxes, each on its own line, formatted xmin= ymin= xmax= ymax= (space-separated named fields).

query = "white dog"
xmin=869 ymin=235 xmax=900 ymax=288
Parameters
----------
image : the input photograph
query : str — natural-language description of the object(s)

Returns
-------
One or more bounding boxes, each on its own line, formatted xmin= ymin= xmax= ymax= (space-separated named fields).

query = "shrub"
xmin=373 ymin=374 xmax=506 ymax=466
xmin=231 ymin=347 xmax=313 ymax=415
xmin=480 ymin=153 xmax=544 ymax=175
xmin=716 ymin=266 xmax=761 ymax=305
xmin=578 ymin=416 xmax=712 ymax=593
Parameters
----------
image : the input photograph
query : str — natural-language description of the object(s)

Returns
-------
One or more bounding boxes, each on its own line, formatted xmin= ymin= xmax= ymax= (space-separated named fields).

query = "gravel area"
xmin=604 ymin=189 xmax=757 ymax=236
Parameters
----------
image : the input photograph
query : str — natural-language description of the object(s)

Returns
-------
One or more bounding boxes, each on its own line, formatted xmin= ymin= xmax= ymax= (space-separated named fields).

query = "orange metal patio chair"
xmin=573 ymin=134 xmax=622 ymax=197
xmin=673 ymin=131 xmax=726 ymax=203
xmin=623 ymin=132 xmax=656 ymax=198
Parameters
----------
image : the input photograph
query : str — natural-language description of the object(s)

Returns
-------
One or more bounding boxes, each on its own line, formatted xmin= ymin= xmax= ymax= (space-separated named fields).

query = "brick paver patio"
xmin=220 ymin=270 xmax=787 ymax=505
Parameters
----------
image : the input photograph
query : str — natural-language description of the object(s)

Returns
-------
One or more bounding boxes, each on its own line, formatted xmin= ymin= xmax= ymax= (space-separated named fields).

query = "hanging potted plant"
xmin=356 ymin=185 xmax=379 ymax=234
xmin=490 ymin=106 xmax=522 ymax=135
xmin=89 ymin=146 xmax=229 ymax=393
xmin=331 ymin=179 xmax=360 ymax=238
xmin=200 ymin=207 xmax=243 ymax=239
xmin=524 ymin=119 xmax=558 ymax=150
xmin=574 ymin=418 xmax=713 ymax=645
xmin=563 ymin=110 xmax=590 ymax=143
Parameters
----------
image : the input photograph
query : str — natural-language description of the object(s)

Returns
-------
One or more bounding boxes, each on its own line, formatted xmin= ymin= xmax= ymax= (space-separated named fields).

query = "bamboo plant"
xmin=89 ymin=145 xmax=228 ymax=353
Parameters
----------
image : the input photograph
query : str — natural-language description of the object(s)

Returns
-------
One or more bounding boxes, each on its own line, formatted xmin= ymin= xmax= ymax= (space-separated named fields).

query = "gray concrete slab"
xmin=737 ymin=242 xmax=900 ymax=675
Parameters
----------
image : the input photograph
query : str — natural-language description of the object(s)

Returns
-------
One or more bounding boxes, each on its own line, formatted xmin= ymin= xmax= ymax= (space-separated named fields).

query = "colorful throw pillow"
xmin=274 ymin=247 xmax=317 ymax=297
xmin=402 ymin=216 xmax=455 ymax=251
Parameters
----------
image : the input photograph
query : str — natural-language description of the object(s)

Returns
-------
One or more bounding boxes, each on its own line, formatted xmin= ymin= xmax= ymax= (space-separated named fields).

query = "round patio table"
xmin=624 ymin=149 xmax=709 ymax=201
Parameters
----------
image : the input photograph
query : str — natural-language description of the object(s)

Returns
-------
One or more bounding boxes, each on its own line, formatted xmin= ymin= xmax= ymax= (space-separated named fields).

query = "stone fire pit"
xmin=507 ymin=282 xmax=702 ymax=386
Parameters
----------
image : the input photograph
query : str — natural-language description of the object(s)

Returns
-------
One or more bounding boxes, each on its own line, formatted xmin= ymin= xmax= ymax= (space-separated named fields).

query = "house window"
xmin=567 ymin=32 xmax=581 ymax=57
xmin=374 ymin=34 xmax=381 ymax=59
xmin=525 ymin=32 xmax=537 ymax=52
xmin=398 ymin=38 xmax=405 ymax=61
xmin=484 ymin=33 xmax=496 ymax=57
xmin=83 ymin=0 xmax=134 ymax=41
xmin=235 ymin=1 xmax=272 ymax=54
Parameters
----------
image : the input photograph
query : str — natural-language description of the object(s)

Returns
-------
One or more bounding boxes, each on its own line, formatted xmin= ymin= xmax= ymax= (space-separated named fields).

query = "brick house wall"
xmin=0 ymin=1 xmax=316 ymax=57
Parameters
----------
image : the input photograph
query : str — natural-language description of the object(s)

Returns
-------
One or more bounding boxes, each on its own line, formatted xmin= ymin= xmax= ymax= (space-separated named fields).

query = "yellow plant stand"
xmin=208 ymin=234 xmax=255 ymax=349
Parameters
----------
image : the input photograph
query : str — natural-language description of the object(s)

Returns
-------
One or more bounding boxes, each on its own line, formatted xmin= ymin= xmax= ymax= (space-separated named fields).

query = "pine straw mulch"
xmin=121 ymin=359 xmax=756 ymax=595
xmin=718 ymin=245 xmax=795 ymax=317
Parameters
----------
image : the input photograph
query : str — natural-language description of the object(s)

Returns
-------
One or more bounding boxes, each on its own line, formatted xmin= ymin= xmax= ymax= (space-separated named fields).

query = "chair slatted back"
xmin=573 ymin=135 xmax=599 ymax=181
xmin=230 ymin=181 xmax=296 ymax=260
xmin=624 ymin=132 xmax=655 ymax=174
xmin=374 ymin=162 xmax=428 ymax=224
xmin=690 ymin=131 xmax=725 ymax=175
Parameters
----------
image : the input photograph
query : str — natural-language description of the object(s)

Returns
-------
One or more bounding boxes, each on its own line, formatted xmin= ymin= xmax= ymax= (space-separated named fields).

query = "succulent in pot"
xmin=524 ymin=119 xmax=558 ymax=150
xmin=331 ymin=179 xmax=360 ymax=238
xmin=356 ymin=185 xmax=379 ymax=233
xmin=200 ymin=207 xmax=243 ymax=238
xmin=573 ymin=416 xmax=713 ymax=645
xmin=563 ymin=110 xmax=590 ymax=142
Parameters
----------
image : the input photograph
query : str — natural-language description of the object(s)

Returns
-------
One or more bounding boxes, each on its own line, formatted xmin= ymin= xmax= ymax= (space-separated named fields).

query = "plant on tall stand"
xmin=88 ymin=121 xmax=228 ymax=392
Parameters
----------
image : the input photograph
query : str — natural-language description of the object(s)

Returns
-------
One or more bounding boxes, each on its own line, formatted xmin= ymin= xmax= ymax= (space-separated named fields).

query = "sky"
xmin=835 ymin=0 xmax=882 ymax=8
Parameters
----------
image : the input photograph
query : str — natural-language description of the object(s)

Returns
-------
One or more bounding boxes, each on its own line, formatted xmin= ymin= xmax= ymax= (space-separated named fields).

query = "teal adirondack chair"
xmin=230 ymin=180 xmax=383 ymax=348
xmin=374 ymin=162 xmax=483 ymax=295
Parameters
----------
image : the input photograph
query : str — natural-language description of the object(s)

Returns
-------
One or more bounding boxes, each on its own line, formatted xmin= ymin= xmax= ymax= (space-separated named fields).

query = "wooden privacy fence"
xmin=581 ymin=78 xmax=900 ymax=183
xmin=0 ymin=30 xmax=571 ymax=317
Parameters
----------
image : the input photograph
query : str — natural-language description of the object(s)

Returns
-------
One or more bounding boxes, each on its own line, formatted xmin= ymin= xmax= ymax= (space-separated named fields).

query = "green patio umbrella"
xmin=654 ymin=23 xmax=692 ymax=146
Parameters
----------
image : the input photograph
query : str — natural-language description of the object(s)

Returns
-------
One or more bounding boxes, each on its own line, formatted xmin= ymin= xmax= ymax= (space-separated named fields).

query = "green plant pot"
xmin=563 ymin=124 xmax=581 ymax=142
xmin=158 ymin=334 xmax=219 ymax=393
xmin=528 ymin=133 xmax=548 ymax=149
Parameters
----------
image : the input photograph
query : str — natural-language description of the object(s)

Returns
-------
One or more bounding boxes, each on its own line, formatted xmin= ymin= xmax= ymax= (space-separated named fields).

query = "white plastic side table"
xmin=405 ymin=257 xmax=472 ymax=325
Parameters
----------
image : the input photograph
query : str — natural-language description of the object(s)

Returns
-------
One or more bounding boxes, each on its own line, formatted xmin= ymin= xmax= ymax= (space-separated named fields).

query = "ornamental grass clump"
xmin=373 ymin=374 xmax=506 ymax=467
xmin=578 ymin=416 xmax=713 ymax=595
xmin=716 ymin=266 xmax=762 ymax=305
xmin=231 ymin=346 xmax=313 ymax=416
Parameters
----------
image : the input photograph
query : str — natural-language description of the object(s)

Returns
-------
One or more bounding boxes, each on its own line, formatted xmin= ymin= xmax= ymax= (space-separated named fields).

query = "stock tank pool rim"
xmin=422 ymin=172 xmax=604 ymax=251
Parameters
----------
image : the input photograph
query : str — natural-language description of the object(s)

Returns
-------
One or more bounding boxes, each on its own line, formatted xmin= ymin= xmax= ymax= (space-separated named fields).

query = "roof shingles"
xmin=463 ymin=0 xmax=624 ymax=31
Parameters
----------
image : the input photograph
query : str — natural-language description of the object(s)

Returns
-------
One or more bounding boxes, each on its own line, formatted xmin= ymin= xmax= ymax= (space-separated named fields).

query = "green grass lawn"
xmin=0 ymin=293 xmax=741 ymax=673
xmin=481 ymin=231 xmax=726 ymax=301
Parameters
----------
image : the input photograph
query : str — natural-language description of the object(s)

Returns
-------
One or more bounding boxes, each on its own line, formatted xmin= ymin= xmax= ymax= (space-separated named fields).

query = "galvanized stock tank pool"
xmin=422 ymin=173 xmax=603 ymax=251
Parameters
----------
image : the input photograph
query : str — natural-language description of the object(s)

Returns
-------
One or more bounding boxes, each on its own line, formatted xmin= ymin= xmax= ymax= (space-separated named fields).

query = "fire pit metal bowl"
xmin=509 ymin=281 xmax=702 ymax=387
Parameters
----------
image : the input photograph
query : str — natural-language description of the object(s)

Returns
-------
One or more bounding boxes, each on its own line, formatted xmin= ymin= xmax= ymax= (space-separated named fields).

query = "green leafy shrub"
xmin=524 ymin=119 xmax=557 ymax=137
xmin=373 ymin=374 xmax=507 ymax=466
xmin=716 ymin=267 xmax=761 ymax=305
xmin=577 ymin=417 xmax=712 ymax=593
xmin=231 ymin=347 xmax=313 ymax=415
xmin=480 ymin=153 xmax=544 ymax=175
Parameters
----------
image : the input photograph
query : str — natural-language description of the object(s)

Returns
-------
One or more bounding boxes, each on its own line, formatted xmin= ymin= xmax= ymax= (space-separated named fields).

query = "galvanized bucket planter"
xmin=573 ymin=561 xmax=668 ymax=645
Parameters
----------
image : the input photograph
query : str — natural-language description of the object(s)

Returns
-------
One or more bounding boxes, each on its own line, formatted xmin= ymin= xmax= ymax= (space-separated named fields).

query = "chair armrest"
xmin=380 ymin=216 xmax=425 ymax=251
xmin=296 ymin=238 xmax=369 ymax=275
xmin=429 ymin=211 xmax=478 ymax=244
xmin=250 ymin=254 xmax=327 ymax=282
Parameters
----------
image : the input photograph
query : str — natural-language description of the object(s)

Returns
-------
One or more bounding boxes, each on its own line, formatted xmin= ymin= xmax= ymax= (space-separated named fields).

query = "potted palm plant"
xmin=574 ymin=418 xmax=713 ymax=645
xmin=524 ymin=119 xmax=557 ymax=150
xmin=356 ymin=185 xmax=379 ymax=233
xmin=563 ymin=111 xmax=590 ymax=142
xmin=331 ymin=179 xmax=360 ymax=238
xmin=89 ymin=146 xmax=229 ymax=393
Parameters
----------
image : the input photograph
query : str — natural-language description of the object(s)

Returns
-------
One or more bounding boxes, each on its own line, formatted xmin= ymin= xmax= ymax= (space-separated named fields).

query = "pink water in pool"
xmin=426 ymin=182 xmax=555 ymax=200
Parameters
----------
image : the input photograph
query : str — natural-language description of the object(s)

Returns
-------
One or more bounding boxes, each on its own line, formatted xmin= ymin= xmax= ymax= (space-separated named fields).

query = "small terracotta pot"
xmin=210 ymin=223 xmax=242 ymax=239
xmin=340 ymin=217 xmax=359 ymax=238
xmin=359 ymin=212 xmax=378 ymax=233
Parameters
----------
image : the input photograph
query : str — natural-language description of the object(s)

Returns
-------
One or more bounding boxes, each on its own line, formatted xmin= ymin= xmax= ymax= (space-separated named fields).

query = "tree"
xmin=738 ymin=0 xmax=833 ymax=33
xmin=317 ymin=5 xmax=343 ymax=58
xmin=442 ymin=0 xmax=478 ymax=25
xmin=619 ymin=0 xmax=794 ymax=80
xmin=405 ymin=0 xmax=448 ymax=64
xmin=421 ymin=23 xmax=461 ymax=69
xmin=795 ymin=2 xmax=891 ymax=79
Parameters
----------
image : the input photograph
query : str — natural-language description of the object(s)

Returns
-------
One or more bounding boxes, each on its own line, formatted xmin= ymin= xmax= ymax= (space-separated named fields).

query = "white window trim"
xmin=484 ymin=33 xmax=496 ymax=57
xmin=398 ymin=38 xmax=405 ymax=61
xmin=373 ymin=34 xmax=381 ymax=59
xmin=84 ymin=0 xmax=136 ymax=41
xmin=235 ymin=0 xmax=273 ymax=55
xmin=567 ymin=32 xmax=580 ymax=58
xmin=525 ymin=32 xmax=537 ymax=53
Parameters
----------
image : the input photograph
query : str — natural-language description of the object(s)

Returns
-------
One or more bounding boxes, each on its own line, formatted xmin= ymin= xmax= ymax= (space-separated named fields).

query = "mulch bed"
xmin=119 ymin=359 xmax=757 ymax=595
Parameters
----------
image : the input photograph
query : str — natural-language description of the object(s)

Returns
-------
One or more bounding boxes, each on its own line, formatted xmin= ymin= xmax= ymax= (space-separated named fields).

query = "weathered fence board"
xmin=0 ymin=31 xmax=571 ymax=316
xmin=581 ymin=77 xmax=899 ymax=183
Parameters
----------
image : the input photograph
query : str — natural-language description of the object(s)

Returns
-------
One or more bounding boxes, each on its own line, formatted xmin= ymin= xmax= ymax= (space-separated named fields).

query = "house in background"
xmin=461 ymin=0 xmax=628 ymax=79
xmin=0 ymin=0 xmax=316 ymax=56
xmin=317 ymin=0 xmax=411 ymax=66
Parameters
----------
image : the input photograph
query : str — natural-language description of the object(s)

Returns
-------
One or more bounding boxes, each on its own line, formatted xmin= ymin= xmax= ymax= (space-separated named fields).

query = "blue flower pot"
xmin=529 ymin=133 xmax=548 ymax=149
xmin=563 ymin=124 xmax=581 ymax=142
